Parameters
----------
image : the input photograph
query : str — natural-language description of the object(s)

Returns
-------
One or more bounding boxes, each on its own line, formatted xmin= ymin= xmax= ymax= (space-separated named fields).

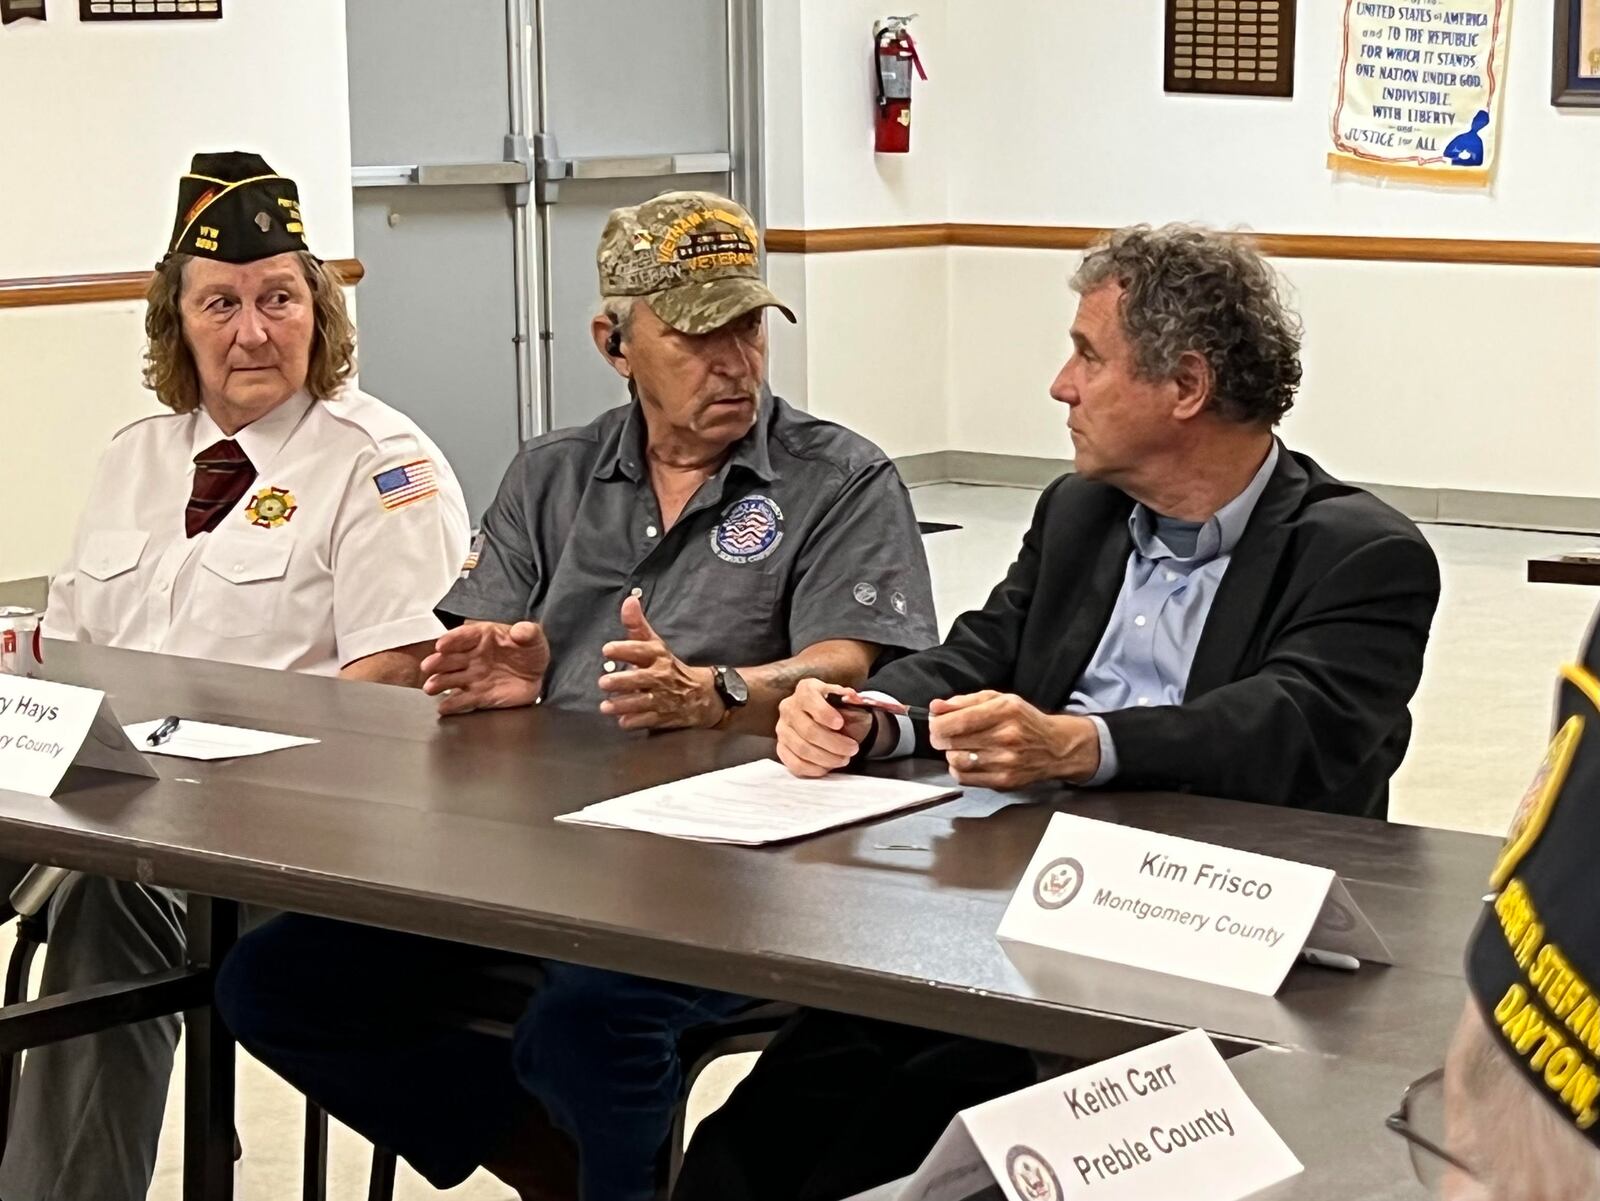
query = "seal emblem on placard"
xmin=1006 ymin=1145 xmax=1063 ymax=1201
xmin=711 ymin=494 xmax=784 ymax=564
xmin=1318 ymin=897 xmax=1357 ymax=934
xmin=1032 ymin=857 xmax=1085 ymax=910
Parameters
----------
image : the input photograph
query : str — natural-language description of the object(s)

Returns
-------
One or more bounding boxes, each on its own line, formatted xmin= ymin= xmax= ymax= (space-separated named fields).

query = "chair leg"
xmin=368 ymin=1143 xmax=397 ymax=1201
xmin=0 ymin=936 xmax=45 ymax=1159
xmin=302 ymin=1097 xmax=329 ymax=1201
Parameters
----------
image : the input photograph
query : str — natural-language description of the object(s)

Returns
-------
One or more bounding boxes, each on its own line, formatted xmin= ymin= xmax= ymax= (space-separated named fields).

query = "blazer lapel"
xmin=1034 ymin=520 xmax=1135 ymax=712
xmin=1184 ymin=451 xmax=1308 ymax=698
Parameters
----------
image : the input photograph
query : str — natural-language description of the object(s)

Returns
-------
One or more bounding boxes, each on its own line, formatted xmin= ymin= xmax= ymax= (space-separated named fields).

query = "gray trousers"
xmin=0 ymin=861 xmax=199 ymax=1201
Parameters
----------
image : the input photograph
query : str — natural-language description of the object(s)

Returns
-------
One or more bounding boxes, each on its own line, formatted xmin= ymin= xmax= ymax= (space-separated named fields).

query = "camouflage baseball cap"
xmin=597 ymin=191 xmax=796 ymax=336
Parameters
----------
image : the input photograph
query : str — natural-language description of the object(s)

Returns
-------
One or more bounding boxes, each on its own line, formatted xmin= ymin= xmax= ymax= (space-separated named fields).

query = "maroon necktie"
xmin=186 ymin=439 xmax=257 ymax=538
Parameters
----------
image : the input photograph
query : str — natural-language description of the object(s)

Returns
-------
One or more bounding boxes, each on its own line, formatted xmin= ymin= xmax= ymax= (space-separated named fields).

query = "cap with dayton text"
xmin=164 ymin=152 xmax=310 ymax=265
xmin=597 ymin=191 xmax=796 ymax=336
xmin=1466 ymin=617 xmax=1600 ymax=1145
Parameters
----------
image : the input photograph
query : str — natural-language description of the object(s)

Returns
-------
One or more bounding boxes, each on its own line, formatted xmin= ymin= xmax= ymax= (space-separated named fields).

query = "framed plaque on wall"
xmin=80 ymin=0 xmax=219 ymax=19
xmin=1554 ymin=0 xmax=1600 ymax=107
xmin=1166 ymin=0 xmax=1296 ymax=98
xmin=1 ymin=0 xmax=47 ymax=23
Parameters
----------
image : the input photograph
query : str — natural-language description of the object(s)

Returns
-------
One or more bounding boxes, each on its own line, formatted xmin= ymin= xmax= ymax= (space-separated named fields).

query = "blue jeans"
xmin=216 ymin=914 xmax=754 ymax=1200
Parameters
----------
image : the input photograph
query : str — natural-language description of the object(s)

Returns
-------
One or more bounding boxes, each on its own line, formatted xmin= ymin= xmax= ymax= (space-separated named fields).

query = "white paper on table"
xmin=555 ymin=758 xmax=958 ymax=845
xmin=122 ymin=719 xmax=319 ymax=761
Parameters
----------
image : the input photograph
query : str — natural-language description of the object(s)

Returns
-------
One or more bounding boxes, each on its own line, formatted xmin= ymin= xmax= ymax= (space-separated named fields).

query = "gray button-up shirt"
xmin=1069 ymin=440 xmax=1281 ymax=782
xmin=439 ymin=393 xmax=938 ymax=710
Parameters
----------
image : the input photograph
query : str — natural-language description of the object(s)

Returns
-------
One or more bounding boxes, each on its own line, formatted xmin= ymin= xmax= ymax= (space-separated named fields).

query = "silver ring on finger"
xmin=967 ymin=751 xmax=980 ymax=767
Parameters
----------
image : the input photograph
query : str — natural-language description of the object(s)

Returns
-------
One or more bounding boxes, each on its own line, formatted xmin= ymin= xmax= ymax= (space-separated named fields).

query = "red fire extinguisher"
xmin=874 ymin=15 xmax=927 ymax=154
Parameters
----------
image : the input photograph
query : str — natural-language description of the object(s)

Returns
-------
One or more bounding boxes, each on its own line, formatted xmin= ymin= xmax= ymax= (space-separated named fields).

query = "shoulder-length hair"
xmin=141 ymin=251 xmax=357 ymax=414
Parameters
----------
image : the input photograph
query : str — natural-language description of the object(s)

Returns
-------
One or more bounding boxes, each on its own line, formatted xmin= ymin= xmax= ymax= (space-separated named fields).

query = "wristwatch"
xmin=712 ymin=665 xmax=750 ymax=712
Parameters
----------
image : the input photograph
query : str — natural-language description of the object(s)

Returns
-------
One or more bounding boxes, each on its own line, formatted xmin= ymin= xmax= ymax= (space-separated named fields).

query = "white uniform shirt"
xmin=46 ymin=388 xmax=471 ymax=675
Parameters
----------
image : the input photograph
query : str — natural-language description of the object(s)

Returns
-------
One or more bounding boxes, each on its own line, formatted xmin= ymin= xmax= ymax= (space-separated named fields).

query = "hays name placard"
xmin=0 ymin=676 xmax=155 ymax=797
xmin=997 ymin=813 xmax=1382 ymax=995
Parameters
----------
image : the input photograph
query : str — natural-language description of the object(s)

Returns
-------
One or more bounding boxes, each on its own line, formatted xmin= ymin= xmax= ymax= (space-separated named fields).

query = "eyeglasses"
xmin=1386 ymin=1067 xmax=1482 ymax=1194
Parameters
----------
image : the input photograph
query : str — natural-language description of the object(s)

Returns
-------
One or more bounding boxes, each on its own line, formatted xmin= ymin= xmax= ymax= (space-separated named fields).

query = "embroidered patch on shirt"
xmin=460 ymin=531 xmax=485 ymax=577
xmin=244 ymin=486 xmax=297 ymax=528
xmin=710 ymin=494 xmax=784 ymax=564
xmin=373 ymin=459 xmax=439 ymax=512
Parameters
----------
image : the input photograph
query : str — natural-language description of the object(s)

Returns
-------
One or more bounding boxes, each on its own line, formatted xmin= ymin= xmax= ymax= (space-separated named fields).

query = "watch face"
xmin=719 ymin=667 xmax=750 ymax=706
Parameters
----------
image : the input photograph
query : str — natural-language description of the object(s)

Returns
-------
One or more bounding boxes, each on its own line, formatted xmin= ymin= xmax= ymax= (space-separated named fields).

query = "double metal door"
xmin=346 ymin=0 xmax=761 ymax=517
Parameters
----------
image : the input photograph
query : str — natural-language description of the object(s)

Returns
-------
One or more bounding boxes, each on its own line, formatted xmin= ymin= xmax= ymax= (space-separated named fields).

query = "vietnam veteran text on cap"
xmin=165 ymin=151 xmax=309 ymax=265
xmin=597 ymin=191 xmax=796 ymax=336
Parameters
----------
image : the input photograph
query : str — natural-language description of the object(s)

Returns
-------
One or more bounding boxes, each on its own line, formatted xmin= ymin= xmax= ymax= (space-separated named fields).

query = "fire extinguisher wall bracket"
xmin=874 ymin=14 xmax=926 ymax=155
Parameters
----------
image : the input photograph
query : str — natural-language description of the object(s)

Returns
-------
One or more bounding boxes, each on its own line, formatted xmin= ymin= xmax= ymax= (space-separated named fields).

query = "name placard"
xmin=0 ymin=676 xmax=156 ymax=797
xmin=998 ymin=813 xmax=1377 ymax=995
xmin=848 ymin=1028 xmax=1302 ymax=1201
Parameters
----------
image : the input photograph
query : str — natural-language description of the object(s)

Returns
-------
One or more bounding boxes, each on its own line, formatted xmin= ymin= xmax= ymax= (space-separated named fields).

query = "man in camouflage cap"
xmin=599 ymin=190 xmax=796 ymax=332
xmin=219 ymin=191 xmax=937 ymax=1200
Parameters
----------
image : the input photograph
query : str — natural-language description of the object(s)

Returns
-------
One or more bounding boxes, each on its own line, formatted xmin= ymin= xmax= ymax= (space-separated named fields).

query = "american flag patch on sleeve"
xmin=460 ymin=531 xmax=485 ymax=577
xmin=372 ymin=459 xmax=439 ymax=511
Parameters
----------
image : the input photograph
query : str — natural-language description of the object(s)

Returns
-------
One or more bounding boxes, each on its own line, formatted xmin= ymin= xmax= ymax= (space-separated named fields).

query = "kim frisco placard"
xmin=997 ymin=813 xmax=1340 ymax=995
xmin=846 ymin=1028 xmax=1302 ymax=1201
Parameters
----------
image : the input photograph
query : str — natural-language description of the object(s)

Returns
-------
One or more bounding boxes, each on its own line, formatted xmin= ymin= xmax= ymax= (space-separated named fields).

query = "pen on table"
xmin=147 ymin=716 xmax=182 ymax=747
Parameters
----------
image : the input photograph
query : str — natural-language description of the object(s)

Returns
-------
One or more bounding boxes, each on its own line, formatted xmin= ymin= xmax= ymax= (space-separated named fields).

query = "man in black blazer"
xmin=674 ymin=224 xmax=1441 ymax=1201
xmin=777 ymin=227 xmax=1438 ymax=821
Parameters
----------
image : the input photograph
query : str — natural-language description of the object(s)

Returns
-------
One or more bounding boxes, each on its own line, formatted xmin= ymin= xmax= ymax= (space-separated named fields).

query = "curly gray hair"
xmin=1071 ymin=225 xmax=1303 ymax=426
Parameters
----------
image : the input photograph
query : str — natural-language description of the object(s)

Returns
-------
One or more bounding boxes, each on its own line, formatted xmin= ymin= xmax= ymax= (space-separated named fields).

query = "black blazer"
xmin=868 ymin=448 xmax=1441 ymax=819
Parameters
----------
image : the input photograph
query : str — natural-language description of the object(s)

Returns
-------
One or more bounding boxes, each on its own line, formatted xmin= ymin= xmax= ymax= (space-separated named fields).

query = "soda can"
xmin=0 ymin=606 xmax=43 ymax=678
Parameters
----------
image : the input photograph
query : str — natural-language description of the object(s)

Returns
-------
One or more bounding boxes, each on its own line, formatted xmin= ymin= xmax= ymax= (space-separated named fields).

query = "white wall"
xmin=762 ymin=0 xmax=951 ymax=457
xmin=767 ymin=0 xmax=1600 ymax=496
xmin=0 ymin=2 xmax=353 ymax=580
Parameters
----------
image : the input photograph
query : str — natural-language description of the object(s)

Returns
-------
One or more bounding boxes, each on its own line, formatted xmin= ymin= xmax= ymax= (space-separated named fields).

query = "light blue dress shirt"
xmin=874 ymin=441 xmax=1280 ymax=778
xmin=1073 ymin=440 xmax=1280 ymax=784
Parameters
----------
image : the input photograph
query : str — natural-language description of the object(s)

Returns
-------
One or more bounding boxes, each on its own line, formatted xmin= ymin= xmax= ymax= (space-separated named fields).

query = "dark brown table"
xmin=1529 ymin=555 xmax=1600 ymax=585
xmin=0 ymin=642 xmax=1495 ymax=1199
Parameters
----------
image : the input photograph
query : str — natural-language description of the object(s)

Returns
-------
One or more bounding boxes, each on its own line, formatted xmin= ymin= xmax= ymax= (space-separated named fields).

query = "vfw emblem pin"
xmin=245 ymin=486 xmax=298 ymax=529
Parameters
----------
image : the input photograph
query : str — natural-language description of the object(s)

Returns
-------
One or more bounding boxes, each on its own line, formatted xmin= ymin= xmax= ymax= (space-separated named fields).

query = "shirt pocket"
xmin=76 ymin=530 xmax=150 ymax=640
xmin=668 ymin=563 xmax=788 ymax=665
xmin=192 ymin=534 xmax=293 ymax=639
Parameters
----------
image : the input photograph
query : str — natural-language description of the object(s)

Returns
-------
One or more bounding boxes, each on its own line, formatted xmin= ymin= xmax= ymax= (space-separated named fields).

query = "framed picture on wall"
xmin=1554 ymin=0 xmax=1600 ymax=107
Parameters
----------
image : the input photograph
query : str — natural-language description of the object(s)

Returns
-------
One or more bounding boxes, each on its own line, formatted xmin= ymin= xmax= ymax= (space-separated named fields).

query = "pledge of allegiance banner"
xmin=1328 ymin=0 xmax=1512 ymax=186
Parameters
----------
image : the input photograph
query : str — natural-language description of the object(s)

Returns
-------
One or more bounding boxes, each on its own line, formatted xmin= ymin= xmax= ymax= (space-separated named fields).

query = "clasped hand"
xmin=929 ymin=691 xmax=1099 ymax=790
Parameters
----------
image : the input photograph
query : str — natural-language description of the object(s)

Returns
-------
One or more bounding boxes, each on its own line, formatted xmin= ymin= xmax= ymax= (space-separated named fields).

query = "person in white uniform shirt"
xmin=0 ymin=151 xmax=468 ymax=1201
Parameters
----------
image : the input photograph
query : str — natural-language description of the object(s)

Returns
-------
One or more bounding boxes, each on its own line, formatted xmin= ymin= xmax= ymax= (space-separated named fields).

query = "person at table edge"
xmin=0 ymin=151 xmax=469 ymax=1201
xmin=1391 ymin=611 xmax=1600 ymax=1199
xmin=217 ymin=190 xmax=937 ymax=1201
xmin=673 ymin=222 xmax=1444 ymax=1201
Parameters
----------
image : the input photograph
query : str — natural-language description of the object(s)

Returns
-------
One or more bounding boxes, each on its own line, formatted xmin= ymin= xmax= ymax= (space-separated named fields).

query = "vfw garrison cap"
xmin=597 ymin=190 xmax=796 ymax=336
xmin=165 ymin=151 xmax=309 ymax=264
xmin=1467 ymin=616 xmax=1600 ymax=1146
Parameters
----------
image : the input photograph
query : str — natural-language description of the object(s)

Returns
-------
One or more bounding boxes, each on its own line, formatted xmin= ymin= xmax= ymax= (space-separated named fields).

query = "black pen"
xmin=147 ymin=716 xmax=182 ymax=747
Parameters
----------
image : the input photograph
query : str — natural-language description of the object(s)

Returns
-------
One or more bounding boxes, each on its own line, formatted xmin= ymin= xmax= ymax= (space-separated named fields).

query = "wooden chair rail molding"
xmin=0 ymin=259 xmax=367 ymax=310
xmin=764 ymin=225 xmax=1600 ymax=268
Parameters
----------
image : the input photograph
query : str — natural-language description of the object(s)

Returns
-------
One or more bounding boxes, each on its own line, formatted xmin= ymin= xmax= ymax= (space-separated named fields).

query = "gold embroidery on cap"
xmin=1491 ymin=712 xmax=1584 ymax=890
